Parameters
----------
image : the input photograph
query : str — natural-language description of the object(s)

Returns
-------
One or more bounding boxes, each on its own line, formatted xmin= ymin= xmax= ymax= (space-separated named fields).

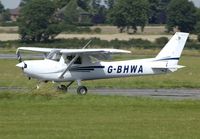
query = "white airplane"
xmin=16 ymin=32 xmax=189 ymax=95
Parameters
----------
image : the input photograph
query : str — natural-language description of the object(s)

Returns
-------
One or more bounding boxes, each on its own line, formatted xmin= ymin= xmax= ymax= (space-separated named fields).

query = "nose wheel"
xmin=77 ymin=86 xmax=88 ymax=95
xmin=57 ymin=81 xmax=74 ymax=92
xmin=57 ymin=84 xmax=68 ymax=91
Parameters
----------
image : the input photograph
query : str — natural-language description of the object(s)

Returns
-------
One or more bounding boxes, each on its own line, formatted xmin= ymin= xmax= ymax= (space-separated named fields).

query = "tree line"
xmin=1 ymin=0 xmax=200 ymax=42
xmin=0 ymin=2 xmax=10 ymax=22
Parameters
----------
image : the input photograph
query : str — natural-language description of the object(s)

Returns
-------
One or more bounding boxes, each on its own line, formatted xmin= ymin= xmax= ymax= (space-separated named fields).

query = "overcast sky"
xmin=1 ymin=0 xmax=21 ymax=9
xmin=0 ymin=0 xmax=200 ymax=9
xmin=189 ymin=0 xmax=200 ymax=7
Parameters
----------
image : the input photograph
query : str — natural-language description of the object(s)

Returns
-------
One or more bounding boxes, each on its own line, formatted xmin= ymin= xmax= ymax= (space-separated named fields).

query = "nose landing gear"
xmin=58 ymin=81 xmax=74 ymax=92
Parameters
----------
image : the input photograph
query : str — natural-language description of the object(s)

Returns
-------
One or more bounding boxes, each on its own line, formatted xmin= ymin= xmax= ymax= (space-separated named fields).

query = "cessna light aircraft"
xmin=16 ymin=32 xmax=189 ymax=95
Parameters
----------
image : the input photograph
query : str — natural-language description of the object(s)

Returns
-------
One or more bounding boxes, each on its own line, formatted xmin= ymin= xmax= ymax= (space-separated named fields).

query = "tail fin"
xmin=155 ymin=32 xmax=189 ymax=67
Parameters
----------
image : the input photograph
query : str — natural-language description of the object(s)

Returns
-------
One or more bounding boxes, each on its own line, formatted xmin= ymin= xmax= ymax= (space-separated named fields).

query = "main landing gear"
xmin=58 ymin=80 xmax=88 ymax=95
xmin=77 ymin=86 xmax=88 ymax=95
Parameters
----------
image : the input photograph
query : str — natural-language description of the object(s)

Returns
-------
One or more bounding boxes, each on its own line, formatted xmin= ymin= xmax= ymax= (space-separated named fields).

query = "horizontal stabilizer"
xmin=152 ymin=64 xmax=185 ymax=72
xmin=151 ymin=62 xmax=167 ymax=69
xmin=151 ymin=64 xmax=185 ymax=69
xmin=175 ymin=65 xmax=185 ymax=69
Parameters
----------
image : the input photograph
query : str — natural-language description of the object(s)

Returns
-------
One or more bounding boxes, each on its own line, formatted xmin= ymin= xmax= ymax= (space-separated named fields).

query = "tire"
xmin=77 ymin=86 xmax=87 ymax=95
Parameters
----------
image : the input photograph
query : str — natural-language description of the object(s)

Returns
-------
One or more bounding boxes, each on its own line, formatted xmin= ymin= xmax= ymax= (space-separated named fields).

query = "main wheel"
xmin=77 ymin=86 xmax=88 ymax=95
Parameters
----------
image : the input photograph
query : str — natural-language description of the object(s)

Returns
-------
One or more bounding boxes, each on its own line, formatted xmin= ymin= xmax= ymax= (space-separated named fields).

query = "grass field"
xmin=0 ymin=26 xmax=165 ymax=34
xmin=0 ymin=93 xmax=200 ymax=139
xmin=0 ymin=26 xmax=198 ymax=44
xmin=0 ymin=33 xmax=198 ymax=42
xmin=0 ymin=27 xmax=199 ymax=139
xmin=0 ymin=50 xmax=199 ymax=139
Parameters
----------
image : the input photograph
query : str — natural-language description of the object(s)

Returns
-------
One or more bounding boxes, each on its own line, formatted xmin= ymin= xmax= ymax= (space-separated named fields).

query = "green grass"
xmin=0 ymin=50 xmax=200 ymax=139
xmin=0 ymin=92 xmax=200 ymax=139
xmin=0 ymin=54 xmax=199 ymax=89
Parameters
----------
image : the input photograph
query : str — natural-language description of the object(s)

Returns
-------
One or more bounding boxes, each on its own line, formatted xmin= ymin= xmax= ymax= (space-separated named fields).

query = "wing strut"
xmin=59 ymin=54 xmax=79 ymax=78
xmin=59 ymin=40 xmax=92 ymax=78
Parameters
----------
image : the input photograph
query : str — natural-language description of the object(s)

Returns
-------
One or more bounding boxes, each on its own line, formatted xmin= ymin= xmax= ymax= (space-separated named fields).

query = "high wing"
xmin=17 ymin=47 xmax=131 ymax=54
xmin=16 ymin=47 xmax=60 ymax=62
xmin=60 ymin=49 xmax=131 ymax=54
xmin=16 ymin=47 xmax=131 ymax=60
xmin=16 ymin=47 xmax=59 ymax=53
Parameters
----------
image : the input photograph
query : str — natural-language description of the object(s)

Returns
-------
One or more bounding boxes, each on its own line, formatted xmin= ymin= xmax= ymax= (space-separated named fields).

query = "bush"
xmin=0 ymin=21 xmax=17 ymax=26
xmin=195 ymin=22 xmax=200 ymax=34
xmin=0 ymin=37 xmax=200 ymax=50
xmin=76 ymin=23 xmax=93 ymax=26
xmin=93 ymin=28 xmax=102 ymax=33
xmin=197 ymin=34 xmax=200 ymax=42
xmin=60 ymin=24 xmax=92 ymax=33
xmin=78 ymin=27 xmax=91 ymax=33
xmin=155 ymin=37 xmax=169 ymax=45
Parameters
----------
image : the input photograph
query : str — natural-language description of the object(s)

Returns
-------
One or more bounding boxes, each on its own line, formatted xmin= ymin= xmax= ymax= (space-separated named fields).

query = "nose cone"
xmin=16 ymin=62 xmax=24 ymax=68
xmin=16 ymin=62 xmax=27 ymax=68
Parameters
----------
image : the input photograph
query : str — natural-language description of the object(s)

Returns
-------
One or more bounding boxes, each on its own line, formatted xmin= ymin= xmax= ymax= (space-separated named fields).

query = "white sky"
xmin=0 ymin=0 xmax=199 ymax=9
xmin=1 ymin=0 xmax=21 ymax=9
xmin=192 ymin=0 xmax=200 ymax=7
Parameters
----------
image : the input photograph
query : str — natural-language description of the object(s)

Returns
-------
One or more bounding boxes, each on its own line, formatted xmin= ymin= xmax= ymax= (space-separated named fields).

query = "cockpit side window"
xmin=66 ymin=55 xmax=82 ymax=64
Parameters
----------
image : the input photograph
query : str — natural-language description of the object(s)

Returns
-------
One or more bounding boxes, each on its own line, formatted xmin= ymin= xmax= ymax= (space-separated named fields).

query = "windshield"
xmin=47 ymin=51 xmax=61 ymax=62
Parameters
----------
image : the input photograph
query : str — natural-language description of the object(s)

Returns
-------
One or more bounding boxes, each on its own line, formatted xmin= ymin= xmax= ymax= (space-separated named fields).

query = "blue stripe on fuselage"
xmin=155 ymin=57 xmax=180 ymax=61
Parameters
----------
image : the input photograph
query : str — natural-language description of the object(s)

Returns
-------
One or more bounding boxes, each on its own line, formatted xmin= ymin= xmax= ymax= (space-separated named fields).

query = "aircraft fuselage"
xmin=20 ymin=58 xmax=167 ymax=82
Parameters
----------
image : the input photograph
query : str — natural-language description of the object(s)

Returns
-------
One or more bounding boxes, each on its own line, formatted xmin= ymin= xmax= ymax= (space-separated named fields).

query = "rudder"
xmin=155 ymin=32 xmax=189 ymax=67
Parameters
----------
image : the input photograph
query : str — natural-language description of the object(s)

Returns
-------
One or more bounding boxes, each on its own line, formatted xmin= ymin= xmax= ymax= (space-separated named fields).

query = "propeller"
xmin=16 ymin=49 xmax=28 ymax=70
xmin=16 ymin=50 xmax=22 ymax=63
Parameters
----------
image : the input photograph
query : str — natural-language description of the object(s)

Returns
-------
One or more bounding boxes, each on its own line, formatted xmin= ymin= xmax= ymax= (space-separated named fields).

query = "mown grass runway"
xmin=0 ymin=93 xmax=200 ymax=139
